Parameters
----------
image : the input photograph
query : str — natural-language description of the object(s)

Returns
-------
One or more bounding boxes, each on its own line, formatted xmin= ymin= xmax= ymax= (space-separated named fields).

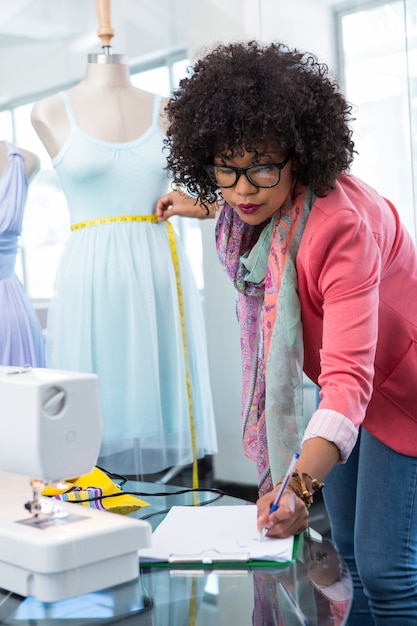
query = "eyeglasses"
xmin=204 ymin=151 xmax=292 ymax=189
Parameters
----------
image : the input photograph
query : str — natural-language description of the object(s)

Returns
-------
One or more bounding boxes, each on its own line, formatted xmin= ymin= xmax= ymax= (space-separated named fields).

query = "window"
xmin=337 ymin=0 xmax=417 ymax=241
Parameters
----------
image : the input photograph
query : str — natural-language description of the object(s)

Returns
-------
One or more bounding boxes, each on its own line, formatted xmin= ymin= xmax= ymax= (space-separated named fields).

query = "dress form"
xmin=29 ymin=1 xmax=217 ymax=479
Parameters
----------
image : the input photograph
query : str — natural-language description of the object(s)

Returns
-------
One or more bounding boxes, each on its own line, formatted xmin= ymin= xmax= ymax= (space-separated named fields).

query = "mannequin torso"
xmin=31 ymin=60 xmax=167 ymax=158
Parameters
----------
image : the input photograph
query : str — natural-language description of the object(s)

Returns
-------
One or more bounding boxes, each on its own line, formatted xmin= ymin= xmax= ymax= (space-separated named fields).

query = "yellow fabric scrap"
xmin=42 ymin=466 xmax=149 ymax=515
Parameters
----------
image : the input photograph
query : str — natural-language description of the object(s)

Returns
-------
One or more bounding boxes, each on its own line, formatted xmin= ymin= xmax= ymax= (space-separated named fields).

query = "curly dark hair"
xmin=164 ymin=40 xmax=356 ymax=204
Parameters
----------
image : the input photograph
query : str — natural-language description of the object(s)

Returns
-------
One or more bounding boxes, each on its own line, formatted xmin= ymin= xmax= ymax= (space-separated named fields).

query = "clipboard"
xmin=139 ymin=505 xmax=297 ymax=568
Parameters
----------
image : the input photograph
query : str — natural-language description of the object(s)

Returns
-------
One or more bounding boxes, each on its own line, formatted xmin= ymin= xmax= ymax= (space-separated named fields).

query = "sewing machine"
xmin=0 ymin=366 xmax=152 ymax=603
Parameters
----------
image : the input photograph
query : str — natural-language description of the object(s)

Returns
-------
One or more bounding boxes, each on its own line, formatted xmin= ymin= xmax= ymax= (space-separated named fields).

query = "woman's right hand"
xmin=256 ymin=488 xmax=309 ymax=539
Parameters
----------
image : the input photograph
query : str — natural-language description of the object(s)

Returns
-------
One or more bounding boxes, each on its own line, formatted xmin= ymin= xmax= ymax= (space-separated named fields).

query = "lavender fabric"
xmin=0 ymin=141 xmax=45 ymax=366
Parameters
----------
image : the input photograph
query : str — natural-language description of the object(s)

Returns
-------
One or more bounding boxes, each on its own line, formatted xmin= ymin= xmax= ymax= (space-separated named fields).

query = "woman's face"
xmin=213 ymin=145 xmax=295 ymax=225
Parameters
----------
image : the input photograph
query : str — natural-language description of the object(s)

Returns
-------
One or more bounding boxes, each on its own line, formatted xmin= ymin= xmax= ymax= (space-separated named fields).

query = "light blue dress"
xmin=46 ymin=92 xmax=217 ymax=475
xmin=0 ymin=141 xmax=45 ymax=367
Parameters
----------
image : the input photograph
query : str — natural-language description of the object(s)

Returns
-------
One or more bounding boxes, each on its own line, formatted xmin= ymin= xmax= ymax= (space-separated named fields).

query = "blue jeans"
xmin=323 ymin=428 xmax=417 ymax=625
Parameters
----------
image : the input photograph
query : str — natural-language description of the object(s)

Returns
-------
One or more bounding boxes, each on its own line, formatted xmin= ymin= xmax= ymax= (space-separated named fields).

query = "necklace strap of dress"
xmin=60 ymin=91 xmax=77 ymax=129
xmin=152 ymin=94 xmax=162 ymax=128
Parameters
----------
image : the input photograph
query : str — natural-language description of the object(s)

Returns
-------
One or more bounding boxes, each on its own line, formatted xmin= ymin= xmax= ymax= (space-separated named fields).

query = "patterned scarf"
xmin=215 ymin=183 xmax=313 ymax=495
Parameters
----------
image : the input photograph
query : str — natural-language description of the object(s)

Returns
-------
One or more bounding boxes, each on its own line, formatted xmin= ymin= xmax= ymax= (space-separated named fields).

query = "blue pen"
xmin=261 ymin=452 xmax=300 ymax=540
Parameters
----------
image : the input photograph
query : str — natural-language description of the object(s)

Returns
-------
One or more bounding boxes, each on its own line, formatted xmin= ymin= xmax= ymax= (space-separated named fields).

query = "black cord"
xmin=45 ymin=487 xmax=230 ymax=521
xmin=131 ymin=487 xmax=229 ymax=498
xmin=50 ymin=464 xmax=251 ymax=508
xmin=46 ymin=486 xmax=230 ymax=504
xmin=92 ymin=464 xmax=241 ymax=501
xmin=139 ymin=492 xmax=226 ymax=521
xmin=95 ymin=464 xmax=128 ymax=486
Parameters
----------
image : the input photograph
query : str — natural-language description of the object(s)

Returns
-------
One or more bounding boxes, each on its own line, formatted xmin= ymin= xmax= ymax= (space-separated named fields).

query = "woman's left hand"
xmin=256 ymin=488 xmax=309 ymax=538
xmin=155 ymin=189 xmax=215 ymax=221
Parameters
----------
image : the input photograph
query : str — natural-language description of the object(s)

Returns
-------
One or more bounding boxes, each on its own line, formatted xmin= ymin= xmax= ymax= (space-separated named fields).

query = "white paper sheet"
xmin=138 ymin=505 xmax=294 ymax=564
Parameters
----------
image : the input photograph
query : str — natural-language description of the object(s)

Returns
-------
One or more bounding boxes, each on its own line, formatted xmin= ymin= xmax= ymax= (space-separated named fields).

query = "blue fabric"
xmin=0 ymin=141 xmax=45 ymax=367
xmin=324 ymin=428 xmax=417 ymax=624
xmin=47 ymin=93 xmax=217 ymax=476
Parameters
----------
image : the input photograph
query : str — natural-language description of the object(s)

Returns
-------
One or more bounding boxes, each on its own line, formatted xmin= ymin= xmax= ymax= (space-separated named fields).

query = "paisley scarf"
xmin=215 ymin=183 xmax=313 ymax=495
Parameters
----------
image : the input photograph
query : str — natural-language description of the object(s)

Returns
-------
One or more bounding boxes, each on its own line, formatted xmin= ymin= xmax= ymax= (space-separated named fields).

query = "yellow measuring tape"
xmin=71 ymin=215 xmax=160 ymax=230
xmin=189 ymin=576 xmax=197 ymax=626
xmin=71 ymin=215 xmax=199 ymax=490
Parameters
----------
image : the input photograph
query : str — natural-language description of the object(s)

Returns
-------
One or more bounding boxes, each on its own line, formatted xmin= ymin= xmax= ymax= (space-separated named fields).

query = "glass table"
xmin=0 ymin=480 xmax=352 ymax=625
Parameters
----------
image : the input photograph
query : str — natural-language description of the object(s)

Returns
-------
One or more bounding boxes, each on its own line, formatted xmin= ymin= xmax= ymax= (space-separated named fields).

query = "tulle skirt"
xmin=46 ymin=220 xmax=217 ymax=476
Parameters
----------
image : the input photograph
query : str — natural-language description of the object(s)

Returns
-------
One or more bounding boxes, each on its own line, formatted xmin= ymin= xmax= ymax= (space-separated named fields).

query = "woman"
xmin=156 ymin=40 xmax=417 ymax=624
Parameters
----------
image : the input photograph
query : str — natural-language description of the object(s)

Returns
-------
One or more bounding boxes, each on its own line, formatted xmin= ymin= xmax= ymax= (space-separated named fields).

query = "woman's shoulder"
xmin=301 ymin=172 xmax=401 ymax=267
xmin=309 ymin=173 xmax=393 ymax=227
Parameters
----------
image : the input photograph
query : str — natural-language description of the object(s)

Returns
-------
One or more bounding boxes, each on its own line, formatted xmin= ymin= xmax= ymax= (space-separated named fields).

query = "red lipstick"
xmin=238 ymin=203 xmax=260 ymax=215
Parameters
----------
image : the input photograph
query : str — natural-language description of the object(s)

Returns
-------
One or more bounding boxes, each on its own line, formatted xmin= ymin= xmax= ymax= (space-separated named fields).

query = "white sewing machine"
xmin=0 ymin=366 xmax=152 ymax=603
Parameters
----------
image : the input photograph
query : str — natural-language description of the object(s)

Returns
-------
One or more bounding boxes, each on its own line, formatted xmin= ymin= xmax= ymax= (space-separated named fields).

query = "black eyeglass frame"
xmin=204 ymin=150 xmax=293 ymax=189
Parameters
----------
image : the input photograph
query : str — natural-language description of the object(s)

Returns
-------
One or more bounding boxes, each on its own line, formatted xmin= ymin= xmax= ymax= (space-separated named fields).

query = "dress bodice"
xmin=52 ymin=92 xmax=169 ymax=225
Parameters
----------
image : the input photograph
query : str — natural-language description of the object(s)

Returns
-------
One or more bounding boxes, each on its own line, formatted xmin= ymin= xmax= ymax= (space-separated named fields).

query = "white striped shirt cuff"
xmin=301 ymin=409 xmax=359 ymax=463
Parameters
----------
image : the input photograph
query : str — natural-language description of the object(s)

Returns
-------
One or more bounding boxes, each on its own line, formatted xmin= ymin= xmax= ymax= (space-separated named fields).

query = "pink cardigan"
xmin=298 ymin=173 xmax=417 ymax=456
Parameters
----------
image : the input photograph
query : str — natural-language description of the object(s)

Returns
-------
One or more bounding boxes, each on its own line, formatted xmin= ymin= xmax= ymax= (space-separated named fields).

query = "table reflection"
xmin=139 ymin=530 xmax=352 ymax=626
